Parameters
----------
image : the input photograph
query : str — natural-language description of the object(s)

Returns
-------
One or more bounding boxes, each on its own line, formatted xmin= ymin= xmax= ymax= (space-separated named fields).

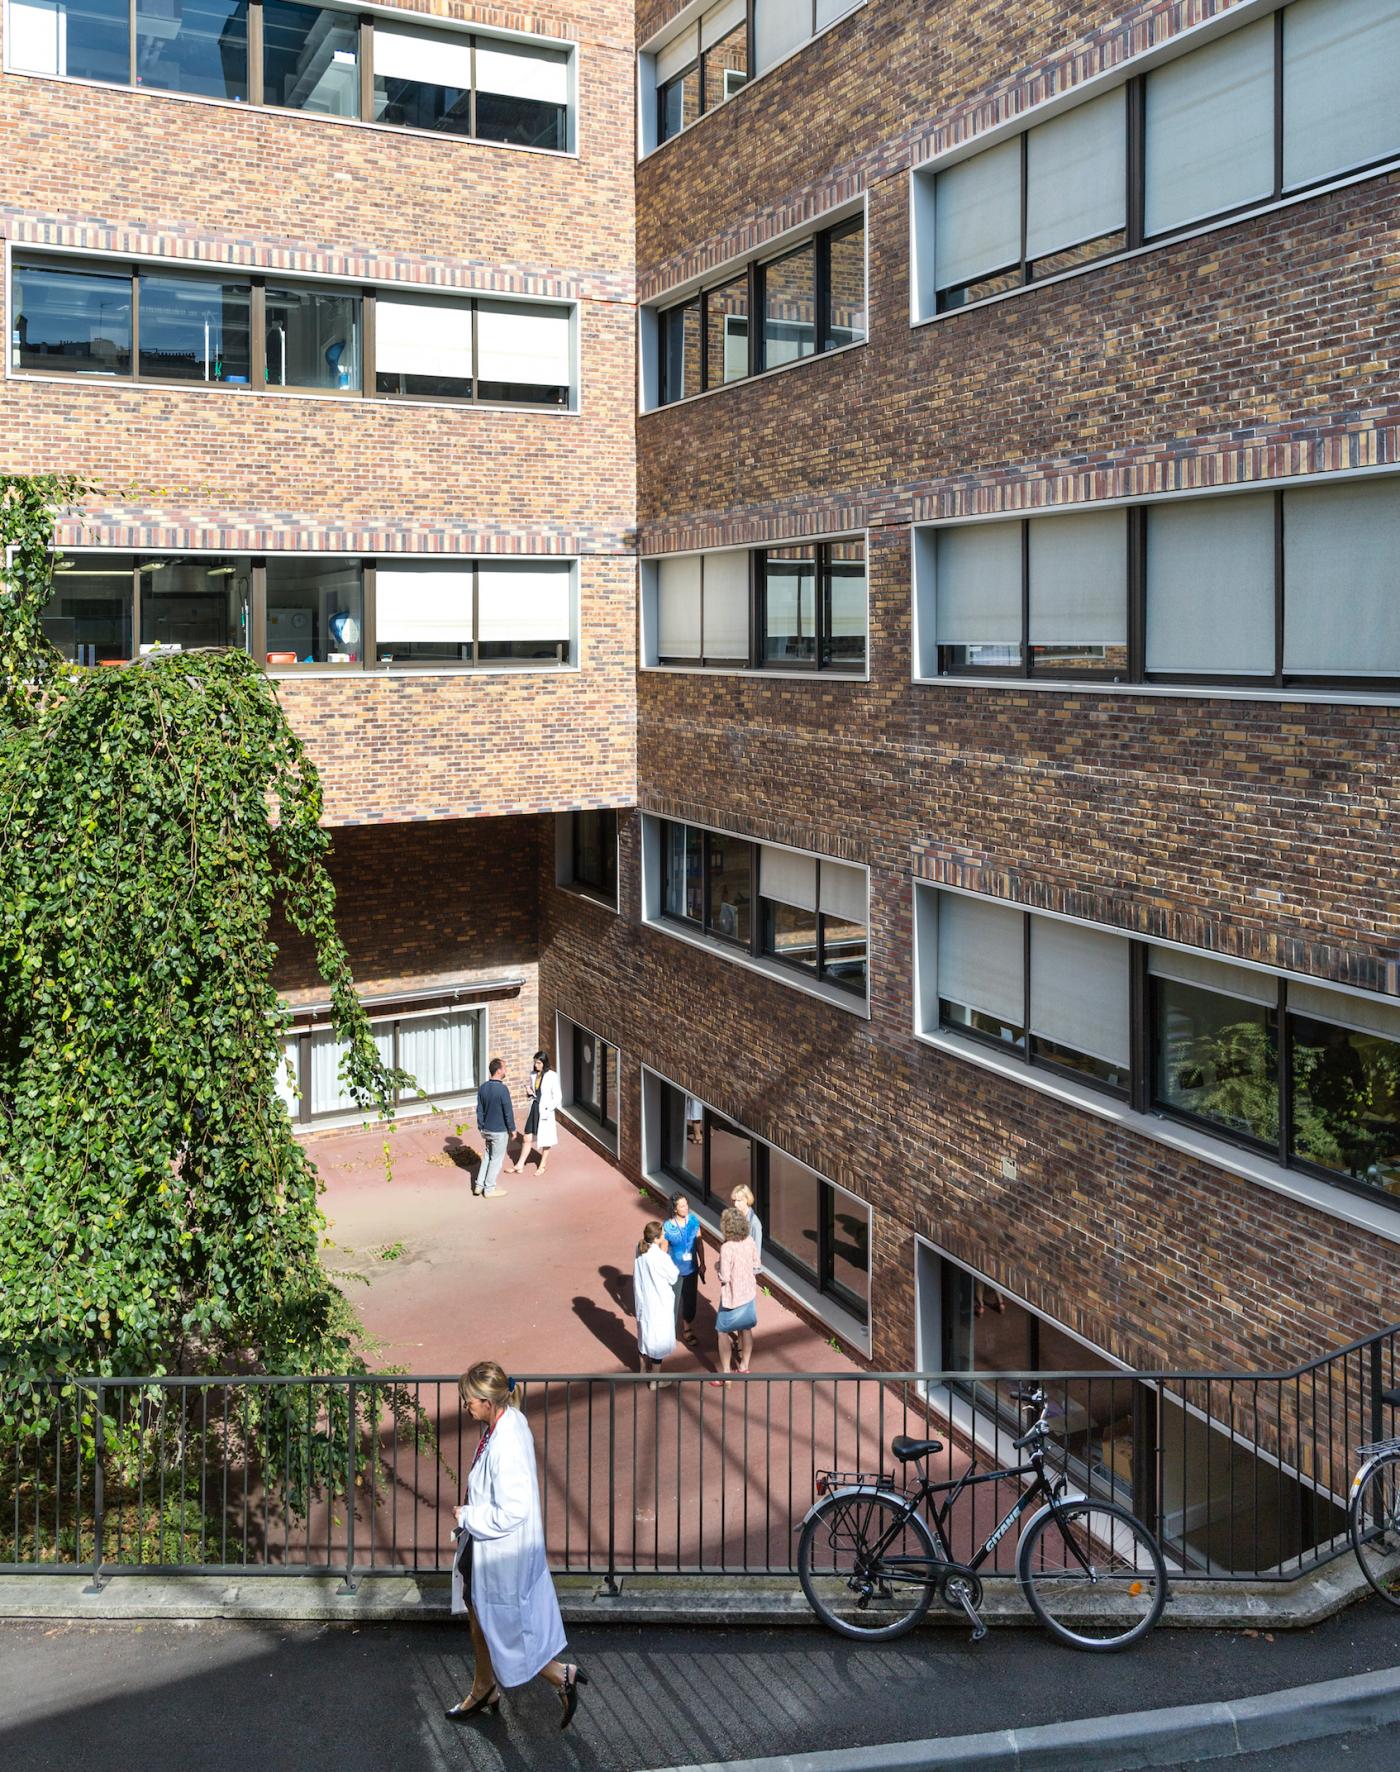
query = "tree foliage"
xmin=0 ymin=475 xmax=406 ymax=1433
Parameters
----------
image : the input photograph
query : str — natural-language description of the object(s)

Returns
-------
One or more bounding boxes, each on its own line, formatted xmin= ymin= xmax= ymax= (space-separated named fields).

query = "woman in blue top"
xmin=662 ymin=1193 xmax=706 ymax=1348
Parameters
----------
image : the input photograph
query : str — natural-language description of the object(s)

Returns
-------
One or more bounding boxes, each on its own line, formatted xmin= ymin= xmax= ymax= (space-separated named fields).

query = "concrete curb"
xmin=642 ymin=1663 xmax=1400 ymax=1771
xmin=0 ymin=1556 xmax=1375 ymax=1630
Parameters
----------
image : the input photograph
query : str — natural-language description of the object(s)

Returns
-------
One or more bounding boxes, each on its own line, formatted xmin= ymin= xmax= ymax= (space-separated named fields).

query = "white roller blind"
xmin=935 ymin=522 xmax=1022 ymax=645
xmin=702 ymin=0 xmax=747 ymax=50
xmin=10 ymin=0 xmax=65 ymax=74
xmin=816 ymin=0 xmax=857 ymax=26
xmin=399 ymin=1010 xmax=479 ymax=1096
xmin=655 ymin=25 xmax=700 ymax=83
xmin=1144 ymin=20 xmax=1275 ymax=237
xmin=759 ymin=845 xmax=818 ymax=911
xmin=375 ymin=567 xmax=475 ymax=644
xmin=1026 ymin=91 xmax=1127 ymax=262
xmin=1030 ymin=918 xmax=1131 ymax=1066
xmin=1148 ymin=945 xmax=1277 ymax=1005
xmin=476 ymin=302 xmax=570 ymax=389
xmin=375 ymin=296 xmax=472 ymax=381
xmin=477 ymin=563 xmax=571 ymax=641
xmin=1146 ymin=494 xmax=1276 ymax=675
xmin=1283 ymin=479 xmax=1400 ymax=676
xmin=819 ymin=860 xmax=867 ymax=925
xmin=373 ymin=23 xmax=473 ymax=88
xmin=935 ymin=138 xmax=1022 ymax=292
xmin=1283 ymin=0 xmax=1400 ymax=189
xmin=937 ymin=893 xmax=1025 ymax=1025
xmin=1289 ymin=981 xmax=1400 ymax=1042
xmin=702 ymin=549 xmax=750 ymax=657
xmin=657 ymin=556 xmax=702 ymax=658
xmin=475 ymin=38 xmax=569 ymax=103
xmin=754 ymin=0 xmax=810 ymax=74
xmin=1027 ymin=511 xmax=1128 ymax=645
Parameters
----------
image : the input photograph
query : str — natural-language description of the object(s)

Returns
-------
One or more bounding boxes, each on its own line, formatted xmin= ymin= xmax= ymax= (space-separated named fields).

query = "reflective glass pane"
xmin=662 ymin=1082 xmax=704 ymax=1187
xmin=9 ymin=0 xmax=130 ymax=83
xmin=1153 ymin=978 xmax=1278 ymax=1145
xmin=821 ymin=913 xmax=867 ymax=994
xmin=140 ymin=555 xmax=253 ymax=653
xmin=705 ymin=274 xmax=749 ymax=386
xmin=41 ymin=553 xmax=135 ymax=663
xmin=475 ymin=41 xmax=568 ymax=149
xmin=1290 ymin=1014 xmax=1400 ymax=1196
xmin=704 ymin=833 xmax=752 ymax=945
xmin=265 ymin=284 xmax=360 ymax=390
xmin=263 ymin=558 xmax=362 ymax=664
xmin=575 ymin=1031 xmax=602 ymax=1115
xmin=136 ymin=0 xmax=249 ymax=100
xmin=763 ymin=899 xmax=818 ymax=972
xmin=12 ymin=260 xmax=132 ymax=377
xmin=764 ymin=545 xmax=817 ymax=665
xmin=664 ymin=823 xmax=704 ymax=923
xmin=263 ymin=1 xmax=359 ymax=116
xmin=658 ymin=64 xmax=700 ymax=140
xmin=823 ymin=538 xmax=866 ymax=669
xmin=766 ymin=1149 xmax=820 ymax=1279
xmin=660 ymin=299 xmax=701 ymax=404
xmin=762 ymin=240 xmax=816 ymax=367
xmin=707 ymin=1120 xmax=752 ymax=1209
xmin=372 ymin=25 xmax=471 ymax=134
xmin=574 ymin=809 xmax=617 ymax=897
xmin=137 ymin=271 xmax=252 ymax=384
xmin=827 ymin=1189 xmax=869 ymax=1315
xmin=603 ymin=1041 xmax=619 ymax=1132
xmin=701 ymin=23 xmax=747 ymax=113
xmin=826 ymin=218 xmax=866 ymax=347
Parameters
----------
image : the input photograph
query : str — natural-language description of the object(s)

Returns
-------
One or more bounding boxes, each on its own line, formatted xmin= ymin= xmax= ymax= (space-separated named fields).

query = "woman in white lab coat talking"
xmin=447 ymin=1360 xmax=588 ymax=1729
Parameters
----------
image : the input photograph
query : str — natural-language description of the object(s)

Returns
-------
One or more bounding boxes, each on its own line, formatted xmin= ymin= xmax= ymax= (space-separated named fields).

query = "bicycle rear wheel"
xmin=797 ymin=1491 xmax=938 ymax=1642
xmin=1350 ymin=1452 xmax=1400 ymax=1609
xmin=1018 ymin=1500 xmax=1166 ymax=1651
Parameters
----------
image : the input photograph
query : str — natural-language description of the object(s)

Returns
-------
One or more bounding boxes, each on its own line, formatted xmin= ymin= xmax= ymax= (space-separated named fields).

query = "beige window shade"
xmin=375 ymin=296 xmax=473 ymax=381
xmin=819 ymin=860 xmax=867 ymax=926
xmin=657 ymin=556 xmax=702 ymax=657
xmin=476 ymin=563 xmax=571 ymax=641
xmin=375 ymin=567 xmax=475 ymax=643
xmin=759 ymin=845 xmax=818 ymax=911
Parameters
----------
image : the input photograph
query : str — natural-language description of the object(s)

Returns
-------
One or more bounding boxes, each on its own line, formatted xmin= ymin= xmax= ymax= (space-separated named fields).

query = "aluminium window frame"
xmin=281 ymin=995 xmax=486 ymax=1126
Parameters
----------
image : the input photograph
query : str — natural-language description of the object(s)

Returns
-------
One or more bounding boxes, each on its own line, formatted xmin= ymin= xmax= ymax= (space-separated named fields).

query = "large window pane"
xmin=762 ymin=867 xmax=819 ymax=969
xmin=705 ymin=832 xmax=752 ymax=945
xmin=701 ymin=8 xmax=747 ymax=112
xmin=937 ymin=892 xmax=1025 ymax=1048
xmin=658 ymin=63 xmax=700 ymax=140
xmin=374 ymin=295 xmax=473 ymax=399
xmin=1146 ymin=494 xmax=1277 ymax=677
xmin=265 ymin=283 xmax=360 ymax=391
xmin=753 ymin=0 xmax=808 ymax=74
xmin=1151 ymin=954 xmax=1278 ymax=1145
xmin=1144 ymin=20 xmax=1275 ymax=237
xmin=1029 ymin=916 xmax=1131 ymax=1088
xmin=475 ymin=39 xmax=568 ymax=150
xmin=136 ymin=0 xmax=249 ymax=101
xmin=398 ymin=1010 xmax=478 ymax=1099
xmin=657 ymin=555 xmax=702 ymax=659
xmin=1282 ymin=480 xmax=1400 ymax=678
xmin=9 ymin=0 xmax=130 ymax=83
xmin=664 ymin=822 xmax=704 ymax=923
xmin=1289 ymin=989 xmax=1400 ymax=1196
xmin=374 ymin=564 xmax=473 ymax=662
xmin=934 ymin=138 xmax=1021 ymax=304
xmin=140 ymin=555 xmax=253 ymax=653
xmin=705 ymin=274 xmax=749 ymax=387
xmin=661 ymin=1081 xmax=704 ymax=1188
xmin=707 ymin=1119 xmax=752 ymax=1209
xmin=1283 ymin=0 xmax=1400 ymax=190
xmin=825 ymin=217 xmax=866 ymax=347
xmin=823 ymin=539 xmax=866 ymax=670
xmin=477 ymin=561 xmax=571 ymax=662
xmin=11 ymin=260 xmax=132 ymax=377
xmin=659 ymin=298 xmax=701 ymax=405
xmin=826 ymin=1188 xmax=869 ymax=1317
xmin=764 ymin=545 xmax=817 ymax=665
xmin=263 ymin=1 xmax=358 ymax=115
xmin=372 ymin=22 xmax=472 ymax=133
xmin=701 ymin=550 xmax=750 ymax=660
xmin=1028 ymin=511 xmax=1128 ymax=675
xmin=309 ymin=1021 xmax=394 ymax=1117
xmin=573 ymin=808 xmax=617 ymax=898
xmin=137 ymin=271 xmax=252 ymax=384
xmin=41 ymin=554 xmax=134 ymax=663
xmin=475 ymin=302 xmax=570 ymax=406
xmin=762 ymin=240 xmax=816 ymax=367
xmin=935 ymin=521 xmax=1022 ymax=671
xmin=766 ymin=1149 xmax=820 ymax=1279
xmin=264 ymin=558 xmax=363 ymax=664
xmin=1026 ymin=90 xmax=1126 ymax=273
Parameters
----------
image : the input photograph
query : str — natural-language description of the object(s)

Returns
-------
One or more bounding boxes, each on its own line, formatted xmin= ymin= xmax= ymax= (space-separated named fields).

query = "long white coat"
xmin=456 ymin=1406 xmax=567 ymax=1688
xmin=535 ymin=1068 xmax=562 ymax=1149
xmin=634 ymin=1241 xmax=679 ymax=1361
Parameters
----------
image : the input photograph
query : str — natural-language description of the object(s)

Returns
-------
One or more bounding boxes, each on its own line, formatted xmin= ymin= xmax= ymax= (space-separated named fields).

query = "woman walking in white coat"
xmin=511 ymin=1051 xmax=561 ymax=1177
xmin=633 ymin=1221 xmax=679 ymax=1385
xmin=447 ymin=1360 xmax=588 ymax=1729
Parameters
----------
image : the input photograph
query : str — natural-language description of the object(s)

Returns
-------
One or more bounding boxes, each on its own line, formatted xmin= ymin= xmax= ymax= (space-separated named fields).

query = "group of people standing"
xmin=473 ymin=1051 xmax=561 ymax=1197
xmin=633 ymin=1187 xmax=762 ymax=1385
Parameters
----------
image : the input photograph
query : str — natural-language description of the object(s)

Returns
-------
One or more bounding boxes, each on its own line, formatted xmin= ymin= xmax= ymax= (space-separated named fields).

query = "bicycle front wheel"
xmin=1018 ymin=1500 xmax=1166 ymax=1651
xmin=1350 ymin=1453 xmax=1400 ymax=1609
xmin=797 ymin=1491 xmax=938 ymax=1642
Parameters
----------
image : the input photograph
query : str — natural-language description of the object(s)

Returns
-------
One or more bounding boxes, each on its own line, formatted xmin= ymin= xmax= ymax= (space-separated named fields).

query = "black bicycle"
xmin=797 ymin=1386 xmax=1167 ymax=1651
xmin=1348 ymin=1385 xmax=1400 ymax=1609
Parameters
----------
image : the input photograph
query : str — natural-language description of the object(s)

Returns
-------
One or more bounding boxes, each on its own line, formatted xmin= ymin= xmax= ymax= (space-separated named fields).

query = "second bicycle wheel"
xmin=797 ymin=1491 xmax=938 ymax=1641
xmin=1018 ymin=1499 xmax=1167 ymax=1650
xmin=1350 ymin=1452 xmax=1400 ymax=1609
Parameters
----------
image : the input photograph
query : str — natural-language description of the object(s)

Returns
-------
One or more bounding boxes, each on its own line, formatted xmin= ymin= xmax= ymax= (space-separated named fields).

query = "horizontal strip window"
xmin=650 ymin=537 xmax=866 ymax=672
xmin=653 ymin=212 xmax=864 ymax=407
xmin=656 ymin=817 xmax=868 ymax=999
xmin=40 ymin=552 xmax=575 ymax=671
xmin=10 ymin=255 xmax=574 ymax=409
xmin=656 ymin=1077 xmax=870 ymax=1324
xmin=278 ymin=1001 xmax=482 ymax=1124
xmin=6 ymin=0 xmax=573 ymax=150
xmin=913 ymin=0 xmax=1400 ymax=318
xmin=914 ymin=883 xmax=1400 ymax=1211
xmin=914 ymin=476 xmax=1400 ymax=690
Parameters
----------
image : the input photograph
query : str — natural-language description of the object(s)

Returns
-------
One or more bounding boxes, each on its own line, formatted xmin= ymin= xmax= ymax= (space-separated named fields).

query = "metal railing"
xmin=3 ymin=1321 xmax=1397 ymax=1591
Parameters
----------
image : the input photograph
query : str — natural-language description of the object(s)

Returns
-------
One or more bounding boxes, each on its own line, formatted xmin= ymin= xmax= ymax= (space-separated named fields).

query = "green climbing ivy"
xmin=0 ymin=475 xmax=408 ymax=1436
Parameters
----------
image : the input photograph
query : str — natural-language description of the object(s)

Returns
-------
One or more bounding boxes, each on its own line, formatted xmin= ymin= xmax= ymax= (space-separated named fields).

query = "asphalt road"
xmin=1 ymin=1607 xmax=1397 ymax=1771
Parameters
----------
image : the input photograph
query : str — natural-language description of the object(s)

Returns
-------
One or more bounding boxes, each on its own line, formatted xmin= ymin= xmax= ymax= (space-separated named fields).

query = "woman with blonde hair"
xmin=731 ymin=1182 xmax=763 ymax=1272
xmin=711 ymin=1207 xmax=760 ymax=1386
xmin=446 ymin=1360 xmax=588 ymax=1729
xmin=633 ymin=1220 xmax=679 ymax=1386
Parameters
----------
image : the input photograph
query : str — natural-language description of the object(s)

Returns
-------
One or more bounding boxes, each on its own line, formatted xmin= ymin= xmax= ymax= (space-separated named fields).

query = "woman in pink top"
xmin=712 ymin=1207 xmax=759 ymax=1385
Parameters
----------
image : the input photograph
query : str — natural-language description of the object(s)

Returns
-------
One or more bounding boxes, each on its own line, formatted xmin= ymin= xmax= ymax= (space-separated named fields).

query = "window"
xmin=564 ymin=1019 xmax=618 ymax=1135
xmin=41 ymin=553 xmax=573 ymax=671
xmin=917 ymin=883 xmax=1400 ymax=1207
xmin=12 ymin=254 xmax=574 ymax=409
xmin=704 ymin=831 xmax=754 ymax=947
xmin=655 ymin=1078 xmax=871 ymax=1324
xmin=916 ymin=0 xmax=1400 ymax=316
xmin=282 ymin=999 xmax=482 ymax=1124
xmin=918 ymin=476 xmax=1400 ymax=690
xmin=653 ymin=214 xmax=864 ymax=404
xmin=653 ymin=0 xmax=747 ymax=144
xmin=7 ymin=0 xmax=574 ymax=149
xmin=653 ymin=539 xmax=866 ymax=672
xmin=569 ymin=809 xmax=618 ymax=902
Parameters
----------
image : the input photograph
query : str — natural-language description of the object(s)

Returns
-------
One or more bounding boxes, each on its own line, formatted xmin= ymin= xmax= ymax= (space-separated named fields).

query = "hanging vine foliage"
xmin=0 ymin=476 xmax=407 ymax=1431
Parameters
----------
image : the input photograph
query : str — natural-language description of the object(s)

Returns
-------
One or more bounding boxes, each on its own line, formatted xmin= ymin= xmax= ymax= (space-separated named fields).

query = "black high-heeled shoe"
xmin=445 ymin=1685 xmax=501 ymax=1722
xmin=558 ymin=1664 xmax=589 ymax=1731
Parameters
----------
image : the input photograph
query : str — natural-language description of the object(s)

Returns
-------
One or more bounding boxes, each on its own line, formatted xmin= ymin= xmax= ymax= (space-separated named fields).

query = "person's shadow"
xmin=573 ymin=1264 xmax=639 ymax=1368
xmin=442 ymin=1136 xmax=480 ymax=1182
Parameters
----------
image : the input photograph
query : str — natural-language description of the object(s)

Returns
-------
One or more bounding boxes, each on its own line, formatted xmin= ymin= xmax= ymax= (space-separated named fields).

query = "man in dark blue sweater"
xmin=475 ymin=1057 xmax=516 ymax=1198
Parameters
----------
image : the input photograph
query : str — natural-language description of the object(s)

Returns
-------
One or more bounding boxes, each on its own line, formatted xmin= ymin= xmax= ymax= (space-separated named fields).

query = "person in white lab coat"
xmin=511 ymin=1051 xmax=562 ymax=1177
xmin=633 ymin=1221 xmax=679 ymax=1385
xmin=446 ymin=1360 xmax=588 ymax=1730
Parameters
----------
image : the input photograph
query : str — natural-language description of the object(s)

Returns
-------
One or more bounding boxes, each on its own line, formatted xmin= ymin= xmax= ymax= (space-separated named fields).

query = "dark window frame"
xmin=569 ymin=808 xmax=619 ymax=904
xmin=654 ymin=5 xmax=753 ymax=145
xmin=654 ymin=538 xmax=867 ymax=673
xmin=566 ymin=1019 xmax=618 ymax=1135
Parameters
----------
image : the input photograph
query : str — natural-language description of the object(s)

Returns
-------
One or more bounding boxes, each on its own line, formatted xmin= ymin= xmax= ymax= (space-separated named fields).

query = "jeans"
xmin=479 ymin=1130 xmax=510 ymax=1195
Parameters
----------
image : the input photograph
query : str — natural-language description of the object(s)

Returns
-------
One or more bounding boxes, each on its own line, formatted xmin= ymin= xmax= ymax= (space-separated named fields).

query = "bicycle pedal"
xmin=954 ymin=1590 xmax=987 ymax=1643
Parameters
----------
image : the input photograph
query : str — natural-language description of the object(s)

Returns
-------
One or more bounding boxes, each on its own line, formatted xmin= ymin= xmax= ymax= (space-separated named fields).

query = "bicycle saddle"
xmin=891 ymin=1434 xmax=943 ymax=1461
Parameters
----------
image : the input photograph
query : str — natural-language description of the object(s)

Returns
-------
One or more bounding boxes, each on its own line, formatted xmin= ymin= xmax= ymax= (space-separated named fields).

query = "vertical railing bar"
xmin=698 ymin=1376 xmax=705 ymax=1575
xmin=564 ymin=1381 xmax=573 ymax=1571
xmin=631 ymin=1377 xmax=638 ymax=1575
xmin=764 ymin=1378 xmax=772 ymax=1575
xmin=89 ymin=1384 xmax=105 ymax=1592
xmin=606 ymin=1379 xmax=616 ymax=1589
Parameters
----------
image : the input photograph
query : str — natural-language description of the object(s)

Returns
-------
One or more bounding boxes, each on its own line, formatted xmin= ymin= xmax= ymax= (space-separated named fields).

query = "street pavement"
xmin=1 ymin=1605 xmax=1397 ymax=1771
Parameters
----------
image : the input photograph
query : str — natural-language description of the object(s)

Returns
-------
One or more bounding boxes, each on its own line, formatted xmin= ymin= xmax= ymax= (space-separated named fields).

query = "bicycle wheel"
xmin=1018 ymin=1500 xmax=1167 ymax=1651
xmin=797 ymin=1491 xmax=938 ymax=1641
xmin=1350 ymin=1453 xmax=1400 ymax=1609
